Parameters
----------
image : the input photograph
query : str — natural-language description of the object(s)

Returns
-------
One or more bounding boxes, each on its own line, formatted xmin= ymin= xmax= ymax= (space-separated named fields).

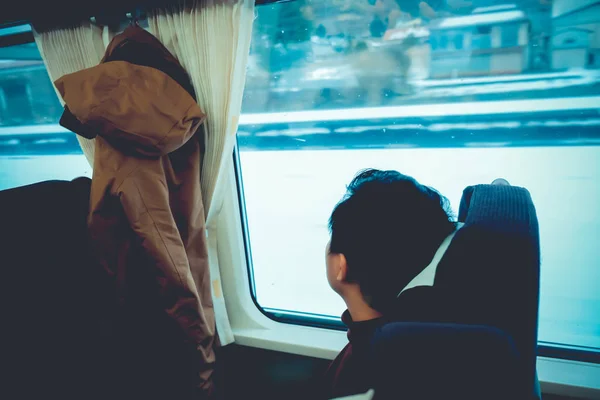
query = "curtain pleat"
xmin=32 ymin=23 xmax=106 ymax=165
xmin=34 ymin=0 xmax=253 ymax=347
xmin=148 ymin=0 xmax=254 ymax=346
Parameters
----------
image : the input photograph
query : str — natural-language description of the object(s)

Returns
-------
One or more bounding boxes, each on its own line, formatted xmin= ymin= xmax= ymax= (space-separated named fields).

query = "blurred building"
xmin=428 ymin=4 xmax=531 ymax=78
xmin=551 ymin=0 xmax=600 ymax=70
xmin=0 ymin=43 xmax=61 ymax=126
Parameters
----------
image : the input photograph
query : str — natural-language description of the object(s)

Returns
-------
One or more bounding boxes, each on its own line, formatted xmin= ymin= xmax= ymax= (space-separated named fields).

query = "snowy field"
xmin=1 ymin=145 xmax=598 ymax=351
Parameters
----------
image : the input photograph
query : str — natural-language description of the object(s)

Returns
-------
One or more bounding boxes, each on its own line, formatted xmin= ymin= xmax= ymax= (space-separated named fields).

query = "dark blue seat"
xmin=438 ymin=184 xmax=541 ymax=397
xmin=367 ymin=184 xmax=540 ymax=400
xmin=0 ymin=178 xmax=109 ymax=399
xmin=369 ymin=322 xmax=528 ymax=400
xmin=0 ymin=179 xmax=198 ymax=400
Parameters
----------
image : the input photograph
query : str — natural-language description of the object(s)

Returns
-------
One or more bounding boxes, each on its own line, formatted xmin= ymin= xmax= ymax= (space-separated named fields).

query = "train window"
xmin=236 ymin=0 xmax=600 ymax=356
xmin=501 ymin=24 xmax=519 ymax=48
xmin=452 ymin=33 xmax=463 ymax=50
xmin=2 ymin=80 xmax=33 ymax=123
xmin=0 ymin=29 xmax=91 ymax=191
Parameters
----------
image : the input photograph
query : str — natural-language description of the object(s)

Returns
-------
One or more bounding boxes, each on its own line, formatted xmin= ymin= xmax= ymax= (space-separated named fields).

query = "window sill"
xmin=233 ymin=325 xmax=345 ymax=360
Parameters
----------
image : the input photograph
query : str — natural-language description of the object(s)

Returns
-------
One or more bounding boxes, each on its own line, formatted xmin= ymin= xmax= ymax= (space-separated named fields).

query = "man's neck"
xmin=345 ymin=297 xmax=383 ymax=322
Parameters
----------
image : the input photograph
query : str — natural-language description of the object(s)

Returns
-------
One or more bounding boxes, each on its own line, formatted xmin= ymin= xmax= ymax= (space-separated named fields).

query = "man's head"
xmin=326 ymin=169 xmax=455 ymax=314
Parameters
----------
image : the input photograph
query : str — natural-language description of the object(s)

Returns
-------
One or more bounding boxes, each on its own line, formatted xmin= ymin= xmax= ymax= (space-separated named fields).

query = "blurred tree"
xmin=248 ymin=1 xmax=316 ymax=110
xmin=316 ymin=24 xmax=327 ymax=38
xmin=274 ymin=0 xmax=313 ymax=46
xmin=270 ymin=0 xmax=314 ymax=73
xmin=419 ymin=2 xmax=438 ymax=19
xmin=251 ymin=5 xmax=278 ymax=69
xmin=249 ymin=0 xmax=460 ymax=111
xmin=370 ymin=17 xmax=387 ymax=37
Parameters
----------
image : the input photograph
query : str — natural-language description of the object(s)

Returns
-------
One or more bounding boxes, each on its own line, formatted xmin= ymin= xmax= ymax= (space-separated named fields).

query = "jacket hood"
xmin=55 ymin=26 xmax=204 ymax=157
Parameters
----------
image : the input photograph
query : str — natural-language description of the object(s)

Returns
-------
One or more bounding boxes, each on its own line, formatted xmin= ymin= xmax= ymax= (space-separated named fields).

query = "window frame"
xmin=0 ymin=23 xmax=34 ymax=47
xmin=233 ymin=142 xmax=600 ymax=364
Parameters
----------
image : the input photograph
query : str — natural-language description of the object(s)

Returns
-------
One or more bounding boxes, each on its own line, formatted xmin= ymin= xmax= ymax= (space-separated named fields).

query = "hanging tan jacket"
xmin=54 ymin=25 xmax=215 ymax=395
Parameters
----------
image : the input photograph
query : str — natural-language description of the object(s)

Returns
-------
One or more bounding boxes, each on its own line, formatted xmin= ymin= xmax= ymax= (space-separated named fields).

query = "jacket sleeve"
xmin=116 ymin=167 xmax=215 ymax=364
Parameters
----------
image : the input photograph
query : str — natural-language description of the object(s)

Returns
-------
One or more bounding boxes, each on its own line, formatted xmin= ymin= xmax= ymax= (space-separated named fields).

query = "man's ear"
xmin=336 ymin=253 xmax=348 ymax=282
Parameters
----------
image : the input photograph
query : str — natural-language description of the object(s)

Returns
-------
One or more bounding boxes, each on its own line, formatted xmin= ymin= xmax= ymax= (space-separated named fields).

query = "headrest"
xmin=434 ymin=184 xmax=541 ymax=398
xmin=458 ymin=184 xmax=538 ymax=235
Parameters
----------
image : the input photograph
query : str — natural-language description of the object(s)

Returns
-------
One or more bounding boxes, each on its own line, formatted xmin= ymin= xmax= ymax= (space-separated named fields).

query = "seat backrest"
xmin=434 ymin=184 xmax=541 ymax=397
xmin=0 ymin=178 xmax=98 ymax=313
xmin=0 ymin=178 xmax=196 ymax=400
xmin=0 ymin=178 xmax=116 ymax=399
xmin=368 ymin=322 xmax=529 ymax=400
xmin=0 ymin=178 xmax=99 ymax=317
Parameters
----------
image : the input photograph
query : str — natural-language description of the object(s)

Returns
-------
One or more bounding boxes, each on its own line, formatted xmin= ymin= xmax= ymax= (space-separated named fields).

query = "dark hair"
xmin=328 ymin=169 xmax=456 ymax=312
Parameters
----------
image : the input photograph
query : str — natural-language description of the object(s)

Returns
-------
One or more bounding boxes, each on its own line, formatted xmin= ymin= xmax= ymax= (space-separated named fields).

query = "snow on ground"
xmin=271 ymin=67 xmax=600 ymax=103
xmin=413 ymin=69 xmax=600 ymax=87
xmin=0 ymin=155 xmax=91 ymax=189
xmin=414 ymin=74 xmax=600 ymax=99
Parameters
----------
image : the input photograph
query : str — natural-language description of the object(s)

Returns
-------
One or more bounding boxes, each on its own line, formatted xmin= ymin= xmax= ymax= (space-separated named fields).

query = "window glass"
xmin=453 ymin=33 xmax=463 ymax=49
xmin=430 ymin=35 xmax=438 ymax=50
xmin=477 ymin=25 xmax=492 ymax=35
xmin=502 ymin=24 xmax=519 ymax=47
xmin=472 ymin=32 xmax=491 ymax=49
xmin=439 ymin=34 xmax=448 ymax=49
xmin=237 ymin=0 xmax=600 ymax=352
xmin=0 ymin=29 xmax=90 ymax=191
xmin=2 ymin=80 xmax=33 ymax=123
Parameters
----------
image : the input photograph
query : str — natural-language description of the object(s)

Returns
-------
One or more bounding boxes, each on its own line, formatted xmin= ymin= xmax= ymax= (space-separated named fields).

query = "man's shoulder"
xmin=331 ymin=389 xmax=375 ymax=400
xmin=393 ymin=286 xmax=447 ymax=321
xmin=326 ymin=341 xmax=375 ymax=399
xmin=326 ymin=342 xmax=353 ymax=385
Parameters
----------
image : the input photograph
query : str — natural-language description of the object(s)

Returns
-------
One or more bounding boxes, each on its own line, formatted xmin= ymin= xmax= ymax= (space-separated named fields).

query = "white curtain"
xmin=33 ymin=0 xmax=253 ymax=346
xmin=32 ymin=23 xmax=107 ymax=164
xmin=148 ymin=0 xmax=254 ymax=345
